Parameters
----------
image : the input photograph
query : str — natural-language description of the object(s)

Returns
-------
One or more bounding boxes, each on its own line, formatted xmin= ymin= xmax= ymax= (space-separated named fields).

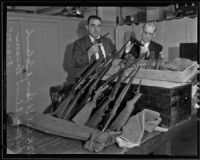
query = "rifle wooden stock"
xmin=51 ymin=93 xmax=74 ymax=118
xmin=61 ymin=71 xmax=99 ymax=120
xmin=72 ymin=85 xmax=109 ymax=125
xmin=109 ymin=81 xmax=142 ymax=131
xmin=99 ymin=67 xmax=140 ymax=132
xmin=85 ymin=95 xmax=111 ymax=129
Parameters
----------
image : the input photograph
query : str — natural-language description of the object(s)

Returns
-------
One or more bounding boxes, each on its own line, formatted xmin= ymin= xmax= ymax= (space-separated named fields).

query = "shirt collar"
xmin=141 ymin=40 xmax=150 ymax=47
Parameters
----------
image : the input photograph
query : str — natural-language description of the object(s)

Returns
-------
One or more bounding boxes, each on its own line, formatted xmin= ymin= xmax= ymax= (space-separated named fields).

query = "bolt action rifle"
xmin=99 ymin=67 xmax=140 ymax=132
xmin=109 ymin=79 xmax=142 ymax=131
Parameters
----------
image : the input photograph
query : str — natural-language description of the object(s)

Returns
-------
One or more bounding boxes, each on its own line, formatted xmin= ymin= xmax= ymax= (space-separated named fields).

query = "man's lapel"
xmin=85 ymin=35 xmax=93 ymax=51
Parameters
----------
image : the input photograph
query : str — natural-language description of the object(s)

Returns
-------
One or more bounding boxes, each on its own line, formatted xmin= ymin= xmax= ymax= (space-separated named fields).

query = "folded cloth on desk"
xmin=84 ymin=130 xmax=121 ymax=152
xmin=116 ymin=109 xmax=162 ymax=149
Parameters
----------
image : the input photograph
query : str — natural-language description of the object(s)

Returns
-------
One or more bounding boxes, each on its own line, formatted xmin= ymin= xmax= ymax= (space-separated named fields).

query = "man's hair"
xmin=143 ymin=21 xmax=156 ymax=33
xmin=87 ymin=15 xmax=102 ymax=24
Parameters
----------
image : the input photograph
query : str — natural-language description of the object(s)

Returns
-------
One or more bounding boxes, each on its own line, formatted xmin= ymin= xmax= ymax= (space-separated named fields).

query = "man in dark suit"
xmin=124 ymin=22 xmax=163 ymax=61
xmin=72 ymin=15 xmax=116 ymax=70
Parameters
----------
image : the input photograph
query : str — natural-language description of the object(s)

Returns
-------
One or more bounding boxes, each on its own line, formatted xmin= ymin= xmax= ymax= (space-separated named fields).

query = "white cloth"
xmin=116 ymin=109 xmax=162 ymax=149
xmin=89 ymin=35 xmax=106 ymax=60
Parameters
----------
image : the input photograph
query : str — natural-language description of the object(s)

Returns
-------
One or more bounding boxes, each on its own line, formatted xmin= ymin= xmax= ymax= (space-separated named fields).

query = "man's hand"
xmin=87 ymin=43 xmax=102 ymax=60
xmin=125 ymin=41 xmax=133 ymax=53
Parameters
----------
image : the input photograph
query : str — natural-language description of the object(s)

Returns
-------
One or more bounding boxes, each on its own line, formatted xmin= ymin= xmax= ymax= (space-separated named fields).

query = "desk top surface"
xmin=6 ymin=124 xmax=163 ymax=154
xmin=6 ymin=106 xmax=197 ymax=155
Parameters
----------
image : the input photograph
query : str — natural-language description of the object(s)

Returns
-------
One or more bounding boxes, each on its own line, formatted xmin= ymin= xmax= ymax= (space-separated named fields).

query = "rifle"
xmin=99 ymin=67 xmax=140 ymax=132
xmin=109 ymin=79 xmax=142 ymax=131
xmin=85 ymin=59 xmax=131 ymax=129
xmin=61 ymin=57 xmax=113 ymax=120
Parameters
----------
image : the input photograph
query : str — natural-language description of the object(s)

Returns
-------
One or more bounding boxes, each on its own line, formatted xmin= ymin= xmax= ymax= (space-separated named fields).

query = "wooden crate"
xmin=106 ymin=59 xmax=198 ymax=83
xmin=132 ymin=83 xmax=192 ymax=128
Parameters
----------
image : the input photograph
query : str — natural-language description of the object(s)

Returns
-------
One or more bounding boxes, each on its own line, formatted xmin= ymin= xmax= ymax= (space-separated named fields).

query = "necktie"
xmin=98 ymin=45 xmax=104 ymax=60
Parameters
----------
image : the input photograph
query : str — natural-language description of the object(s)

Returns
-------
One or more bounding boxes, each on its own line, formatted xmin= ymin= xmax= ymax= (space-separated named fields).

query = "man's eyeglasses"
xmin=142 ymin=31 xmax=154 ymax=37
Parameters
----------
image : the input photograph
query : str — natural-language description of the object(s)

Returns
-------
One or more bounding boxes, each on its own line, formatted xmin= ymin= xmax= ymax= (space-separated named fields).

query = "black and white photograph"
xmin=2 ymin=0 xmax=199 ymax=159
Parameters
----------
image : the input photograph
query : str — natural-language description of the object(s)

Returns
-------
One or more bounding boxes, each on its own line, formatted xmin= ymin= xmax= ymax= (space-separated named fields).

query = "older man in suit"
xmin=72 ymin=15 xmax=116 ymax=69
xmin=124 ymin=22 xmax=163 ymax=61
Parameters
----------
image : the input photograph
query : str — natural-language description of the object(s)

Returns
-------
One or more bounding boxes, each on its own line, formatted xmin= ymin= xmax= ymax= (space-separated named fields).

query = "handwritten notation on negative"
xmin=7 ymin=26 xmax=13 ymax=66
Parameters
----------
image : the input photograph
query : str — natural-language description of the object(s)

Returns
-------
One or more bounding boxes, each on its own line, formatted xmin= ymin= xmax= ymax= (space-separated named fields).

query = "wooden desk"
xmin=6 ymin=113 xmax=197 ymax=155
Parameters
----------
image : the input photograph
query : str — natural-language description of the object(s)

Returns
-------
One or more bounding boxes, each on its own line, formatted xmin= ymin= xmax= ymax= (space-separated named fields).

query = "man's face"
xmin=141 ymin=24 xmax=155 ymax=43
xmin=87 ymin=18 xmax=102 ymax=39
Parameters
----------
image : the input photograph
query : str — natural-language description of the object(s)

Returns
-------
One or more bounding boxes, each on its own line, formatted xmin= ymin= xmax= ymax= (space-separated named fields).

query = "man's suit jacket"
xmin=72 ymin=35 xmax=116 ymax=68
xmin=122 ymin=41 xmax=163 ymax=60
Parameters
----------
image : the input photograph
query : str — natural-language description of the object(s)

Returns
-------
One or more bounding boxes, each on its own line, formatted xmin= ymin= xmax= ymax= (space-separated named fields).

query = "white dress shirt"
xmin=89 ymin=35 xmax=106 ymax=60
xmin=141 ymin=41 xmax=150 ymax=57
